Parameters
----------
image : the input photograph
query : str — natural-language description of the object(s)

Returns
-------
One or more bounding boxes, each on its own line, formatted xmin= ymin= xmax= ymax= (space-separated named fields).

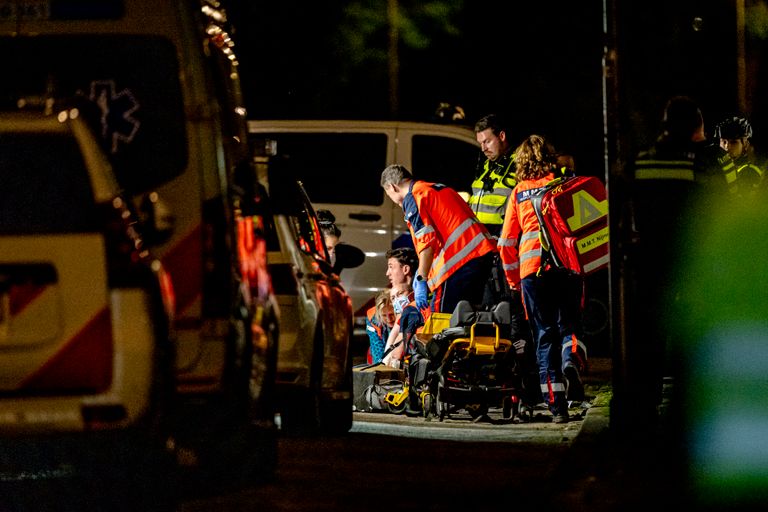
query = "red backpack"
xmin=530 ymin=175 xmax=609 ymax=275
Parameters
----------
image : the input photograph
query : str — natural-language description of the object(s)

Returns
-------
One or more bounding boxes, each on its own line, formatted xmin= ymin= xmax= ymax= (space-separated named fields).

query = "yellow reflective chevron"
xmin=566 ymin=190 xmax=608 ymax=232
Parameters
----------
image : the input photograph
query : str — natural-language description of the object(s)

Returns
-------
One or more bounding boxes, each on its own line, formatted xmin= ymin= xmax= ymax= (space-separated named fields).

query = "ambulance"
xmin=0 ymin=0 xmax=279 ymax=478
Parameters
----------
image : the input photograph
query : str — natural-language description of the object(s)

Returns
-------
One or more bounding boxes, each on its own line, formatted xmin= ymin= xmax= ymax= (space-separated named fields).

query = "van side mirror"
xmin=332 ymin=243 xmax=365 ymax=273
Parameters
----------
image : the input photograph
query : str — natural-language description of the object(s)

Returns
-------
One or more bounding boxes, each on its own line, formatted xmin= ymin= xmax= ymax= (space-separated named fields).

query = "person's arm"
xmin=498 ymin=193 xmax=522 ymax=291
xmin=366 ymin=317 xmax=386 ymax=363
xmin=381 ymin=323 xmax=403 ymax=367
xmin=416 ymin=245 xmax=434 ymax=282
xmin=413 ymin=245 xmax=434 ymax=309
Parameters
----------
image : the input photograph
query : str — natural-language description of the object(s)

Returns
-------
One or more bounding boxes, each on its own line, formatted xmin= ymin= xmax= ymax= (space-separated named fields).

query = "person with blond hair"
xmin=365 ymin=290 xmax=396 ymax=364
xmin=381 ymin=282 xmax=414 ymax=368
xmin=498 ymin=134 xmax=587 ymax=424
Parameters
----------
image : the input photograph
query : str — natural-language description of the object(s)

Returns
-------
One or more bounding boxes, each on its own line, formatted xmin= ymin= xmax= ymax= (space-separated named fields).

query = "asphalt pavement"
xmin=350 ymin=356 xmax=690 ymax=511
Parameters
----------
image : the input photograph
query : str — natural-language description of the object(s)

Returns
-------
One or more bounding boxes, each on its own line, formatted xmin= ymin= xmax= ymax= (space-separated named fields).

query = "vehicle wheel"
xmin=280 ymin=327 xmax=324 ymax=436
xmin=280 ymin=386 xmax=321 ymax=437
xmin=194 ymin=309 xmax=278 ymax=488
xmin=240 ymin=310 xmax=279 ymax=482
xmin=319 ymin=324 xmax=354 ymax=435
xmin=127 ymin=286 xmax=177 ymax=499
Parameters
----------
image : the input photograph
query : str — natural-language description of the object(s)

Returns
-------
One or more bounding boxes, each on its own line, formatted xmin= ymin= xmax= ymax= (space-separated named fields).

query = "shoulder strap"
xmin=529 ymin=185 xmax=563 ymax=274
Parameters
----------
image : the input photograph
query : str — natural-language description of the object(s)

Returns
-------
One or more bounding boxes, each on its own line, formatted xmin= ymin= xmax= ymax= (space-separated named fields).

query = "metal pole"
xmin=736 ymin=0 xmax=748 ymax=114
xmin=602 ymin=0 xmax=631 ymax=432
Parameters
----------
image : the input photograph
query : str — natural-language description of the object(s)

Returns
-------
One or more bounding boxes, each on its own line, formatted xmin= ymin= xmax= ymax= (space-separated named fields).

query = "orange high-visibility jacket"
xmin=403 ymin=180 xmax=496 ymax=290
xmin=498 ymin=173 xmax=557 ymax=289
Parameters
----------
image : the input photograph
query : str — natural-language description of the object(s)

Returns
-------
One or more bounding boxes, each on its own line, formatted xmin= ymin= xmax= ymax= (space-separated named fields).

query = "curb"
xmin=574 ymin=384 xmax=612 ymax=443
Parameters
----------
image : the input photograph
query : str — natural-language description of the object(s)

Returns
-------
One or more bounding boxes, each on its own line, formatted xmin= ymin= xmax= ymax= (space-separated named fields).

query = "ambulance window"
xmin=0 ymin=35 xmax=187 ymax=194
xmin=412 ymin=135 xmax=480 ymax=193
xmin=0 ymin=133 xmax=97 ymax=234
xmin=255 ymin=133 xmax=387 ymax=206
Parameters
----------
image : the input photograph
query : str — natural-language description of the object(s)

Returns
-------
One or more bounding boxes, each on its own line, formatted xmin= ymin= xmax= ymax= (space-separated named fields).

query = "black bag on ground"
xmin=362 ymin=379 xmax=404 ymax=412
xmin=353 ymin=363 xmax=405 ymax=412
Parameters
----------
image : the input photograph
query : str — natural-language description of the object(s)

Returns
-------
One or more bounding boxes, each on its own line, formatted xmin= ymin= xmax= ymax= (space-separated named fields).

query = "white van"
xmin=1 ymin=0 xmax=279 ymax=483
xmin=247 ymin=120 xmax=481 ymax=330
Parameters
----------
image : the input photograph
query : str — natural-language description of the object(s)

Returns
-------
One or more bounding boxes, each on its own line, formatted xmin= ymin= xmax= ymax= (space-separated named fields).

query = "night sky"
xmin=227 ymin=0 xmax=761 ymax=173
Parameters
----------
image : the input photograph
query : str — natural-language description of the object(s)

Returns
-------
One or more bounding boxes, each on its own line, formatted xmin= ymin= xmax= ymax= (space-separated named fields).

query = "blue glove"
xmin=414 ymin=275 xmax=429 ymax=310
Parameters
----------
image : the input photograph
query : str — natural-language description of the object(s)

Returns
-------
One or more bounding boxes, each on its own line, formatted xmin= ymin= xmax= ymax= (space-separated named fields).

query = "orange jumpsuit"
xmin=499 ymin=172 xmax=587 ymax=416
xmin=403 ymin=180 xmax=497 ymax=313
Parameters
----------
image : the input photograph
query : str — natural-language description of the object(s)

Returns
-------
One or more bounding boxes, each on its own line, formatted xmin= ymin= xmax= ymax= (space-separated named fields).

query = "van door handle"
xmin=349 ymin=212 xmax=381 ymax=222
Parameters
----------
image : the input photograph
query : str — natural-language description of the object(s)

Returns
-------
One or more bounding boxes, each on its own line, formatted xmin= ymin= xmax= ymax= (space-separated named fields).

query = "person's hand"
xmin=414 ymin=276 xmax=429 ymax=310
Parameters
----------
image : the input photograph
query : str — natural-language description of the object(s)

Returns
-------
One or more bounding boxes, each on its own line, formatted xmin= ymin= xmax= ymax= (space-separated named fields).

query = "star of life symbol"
xmin=88 ymin=80 xmax=140 ymax=154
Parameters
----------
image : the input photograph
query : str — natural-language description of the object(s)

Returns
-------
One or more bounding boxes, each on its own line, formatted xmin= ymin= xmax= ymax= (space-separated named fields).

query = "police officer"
xmin=623 ymin=96 xmax=734 ymax=431
xmin=471 ymin=114 xmax=517 ymax=235
xmin=714 ymin=116 xmax=765 ymax=197
xmin=470 ymin=114 xmax=517 ymax=306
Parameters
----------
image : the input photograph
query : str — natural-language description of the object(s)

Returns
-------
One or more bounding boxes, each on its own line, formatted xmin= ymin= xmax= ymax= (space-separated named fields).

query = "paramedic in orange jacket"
xmin=498 ymin=135 xmax=586 ymax=424
xmin=380 ymin=164 xmax=497 ymax=314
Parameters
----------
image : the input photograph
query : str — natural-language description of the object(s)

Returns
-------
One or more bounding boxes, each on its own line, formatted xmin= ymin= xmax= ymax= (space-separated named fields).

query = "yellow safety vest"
xmin=468 ymin=155 xmax=516 ymax=228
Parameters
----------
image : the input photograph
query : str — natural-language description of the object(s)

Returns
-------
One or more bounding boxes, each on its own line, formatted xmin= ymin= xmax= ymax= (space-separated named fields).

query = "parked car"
xmin=251 ymin=156 xmax=356 ymax=434
xmin=0 ymin=108 xmax=174 ymax=438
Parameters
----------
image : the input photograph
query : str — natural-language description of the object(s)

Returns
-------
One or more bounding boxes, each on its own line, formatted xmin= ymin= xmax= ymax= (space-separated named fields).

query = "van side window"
xmin=411 ymin=135 xmax=480 ymax=193
xmin=257 ymin=133 xmax=387 ymax=206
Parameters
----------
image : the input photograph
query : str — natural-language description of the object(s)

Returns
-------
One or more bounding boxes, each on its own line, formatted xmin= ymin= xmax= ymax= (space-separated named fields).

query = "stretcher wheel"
xmin=436 ymin=389 xmax=448 ymax=421
xmin=422 ymin=394 xmax=433 ymax=418
xmin=518 ymin=402 xmax=534 ymax=423
xmin=386 ymin=399 xmax=407 ymax=415
xmin=502 ymin=396 xmax=519 ymax=421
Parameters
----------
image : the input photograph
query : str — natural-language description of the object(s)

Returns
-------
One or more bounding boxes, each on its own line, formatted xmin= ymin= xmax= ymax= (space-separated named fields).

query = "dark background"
xmin=227 ymin=0 xmax=767 ymax=177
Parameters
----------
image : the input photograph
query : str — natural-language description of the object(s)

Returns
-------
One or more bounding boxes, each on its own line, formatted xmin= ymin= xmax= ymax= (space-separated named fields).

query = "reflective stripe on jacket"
xmin=498 ymin=173 xmax=557 ymax=288
xmin=634 ymin=144 xmax=736 ymax=192
xmin=403 ymin=180 xmax=496 ymax=290
xmin=468 ymin=156 xmax=516 ymax=227
xmin=634 ymin=159 xmax=696 ymax=181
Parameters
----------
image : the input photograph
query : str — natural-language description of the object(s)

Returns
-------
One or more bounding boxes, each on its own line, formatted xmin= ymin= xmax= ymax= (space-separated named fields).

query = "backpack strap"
xmin=529 ymin=184 xmax=564 ymax=275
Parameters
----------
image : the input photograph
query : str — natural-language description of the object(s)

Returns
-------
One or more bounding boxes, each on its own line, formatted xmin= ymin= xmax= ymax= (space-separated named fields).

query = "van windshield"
xmin=0 ymin=35 xmax=187 ymax=194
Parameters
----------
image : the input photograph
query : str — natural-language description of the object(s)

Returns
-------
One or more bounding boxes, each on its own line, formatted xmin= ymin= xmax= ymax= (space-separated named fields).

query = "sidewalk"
xmin=552 ymin=360 xmax=687 ymax=511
